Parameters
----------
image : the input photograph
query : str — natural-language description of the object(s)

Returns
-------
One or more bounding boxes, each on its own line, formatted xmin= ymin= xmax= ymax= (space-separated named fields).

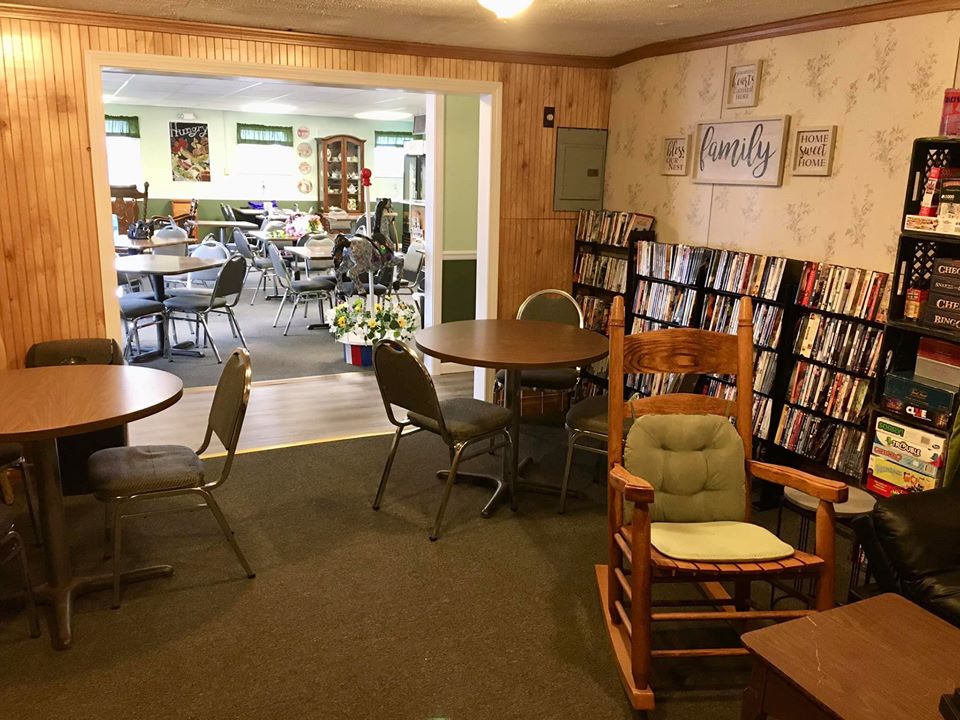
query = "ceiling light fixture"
xmin=354 ymin=110 xmax=413 ymax=121
xmin=240 ymin=101 xmax=296 ymax=114
xmin=478 ymin=0 xmax=533 ymax=19
xmin=102 ymin=93 xmax=116 ymax=103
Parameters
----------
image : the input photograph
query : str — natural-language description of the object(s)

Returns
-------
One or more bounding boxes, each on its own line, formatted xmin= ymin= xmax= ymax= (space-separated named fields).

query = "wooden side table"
xmin=742 ymin=594 xmax=960 ymax=720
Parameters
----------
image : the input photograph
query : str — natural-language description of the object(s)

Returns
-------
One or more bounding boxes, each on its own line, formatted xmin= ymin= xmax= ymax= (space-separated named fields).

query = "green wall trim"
xmin=441 ymin=259 xmax=477 ymax=323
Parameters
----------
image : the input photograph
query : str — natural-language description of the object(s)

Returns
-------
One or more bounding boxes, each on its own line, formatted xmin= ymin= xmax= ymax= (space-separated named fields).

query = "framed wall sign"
xmin=725 ymin=61 xmax=762 ymax=109
xmin=793 ymin=125 xmax=838 ymax=176
xmin=694 ymin=116 xmax=791 ymax=187
xmin=661 ymin=135 xmax=690 ymax=176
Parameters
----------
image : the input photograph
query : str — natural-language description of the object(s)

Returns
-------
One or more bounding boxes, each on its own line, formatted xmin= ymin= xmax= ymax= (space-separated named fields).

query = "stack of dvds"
xmin=636 ymin=240 xmax=709 ymax=284
xmin=701 ymin=379 xmax=773 ymax=440
xmin=707 ymin=349 xmax=779 ymax=396
xmin=573 ymin=253 xmax=629 ymax=292
xmin=700 ymin=295 xmax=784 ymax=348
xmin=793 ymin=313 xmax=884 ymax=377
xmin=706 ymin=251 xmax=787 ymax=300
xmin=795 ymin=262 xmax=890 ymax=322
xmin=576 ymin=209 xmax=654 ymax=247
xmin=633 ymin=282 xmax=698 ymax=326
xmin=576 ymin=294 xmax=612 ymax=334
xmin=774 ymin=406 xmax=834 ymax=460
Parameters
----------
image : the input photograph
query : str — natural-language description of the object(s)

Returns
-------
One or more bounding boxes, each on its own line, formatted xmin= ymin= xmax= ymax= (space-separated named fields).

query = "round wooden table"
xmin=0 ymin=365 xmax=183 ymax=648
xmin=416 ymin=319 xmax=608 ymax=512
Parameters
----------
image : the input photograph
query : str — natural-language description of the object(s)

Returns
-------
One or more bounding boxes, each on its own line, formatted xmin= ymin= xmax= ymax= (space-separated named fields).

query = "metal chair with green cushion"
xmin=0 ymin=505 xmax=40 ymax=639
xmin=87 ymin=348 xmax=255 ymax=609
xmin=558 ymin=395 xmax=635 ymax=514
xmin=163 ymin=255 xmax=248 ymax=363
xmin=598 ymin=295 xmax=849 ymax=712
xmin=371 ymin=340 xmax=513 ymax=541
xmin=495 ymin=289 xmax=583 ymax=393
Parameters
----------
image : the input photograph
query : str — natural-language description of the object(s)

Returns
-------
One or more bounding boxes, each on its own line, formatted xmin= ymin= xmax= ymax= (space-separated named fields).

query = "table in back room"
xmin=416 ymin=319 xmax=608 ymax=514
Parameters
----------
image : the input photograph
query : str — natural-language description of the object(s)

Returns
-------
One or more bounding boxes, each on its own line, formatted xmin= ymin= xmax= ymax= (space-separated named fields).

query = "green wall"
xmin=441 ymin=95 xmax=480 ymax=322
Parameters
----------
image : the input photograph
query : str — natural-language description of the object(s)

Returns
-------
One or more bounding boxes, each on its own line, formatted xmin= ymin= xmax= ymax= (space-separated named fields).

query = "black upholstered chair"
xmin=88 ymin=348 xmax=255 ymax=609
xmin=231 ymin=229 xmax=275 ymax=305
xmin=372 ymin=340 xmax=513 ymax=540
xmin=853 ymin=486 xmax=960 ymax=627
xmin=495 ymin=289 xmax=584 ymax=397
xmin=119 ymin=294 xmax=164 ymax=361
xmin=163 ymin=254 xmax=248 ymax=363
xmin=26 ymin=338 xmax=127 ymax=498
xmin=266 ymin=242 xmax=336 ymax=335
xmin=0 ymin=505 xmax=40 ymax=639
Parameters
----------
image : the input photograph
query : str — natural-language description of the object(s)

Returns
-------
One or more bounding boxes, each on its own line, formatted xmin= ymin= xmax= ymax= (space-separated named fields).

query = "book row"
xmin=795 ymin=262 xmax=889 ymax=322
xmin=633 ymin=281 xmax=698 ymax=326
xmin=774 ymin=405 xmax=832 ymax=460
xmin=787 ymin=361 xmax=871 ymax=424
xmin=573 ymin=253 xmax=629 ymax=293
xmin=701 ymin=379 xmax=773 ymax=440
xmin=708 ymin=349 xmax=779 ymax=396
xmin=576 ymin=294 xmax=612 ymax=334
xmin=630 ymin=317 xmax=672 ymax=333
xmin=700 ymin=294 xmax=784 ymax=349
xmin=706 ymin=250 xmax=787 ymax=301
xmin=626 ymin=372 xmax=684 ymax=397
xmin=636 ymin=240 xmax=708 ymax=285
xmin=575 ymin=209 xmax=654 ymax=247
xmin=793 ymin=312 xmax=884 ymax=377
xmin=829 ymin=426 xmax=868 ymax=479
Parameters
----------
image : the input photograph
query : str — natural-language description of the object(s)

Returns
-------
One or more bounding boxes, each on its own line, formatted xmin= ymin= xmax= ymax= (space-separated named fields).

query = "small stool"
xmin=772 ymin=485 xmax=876 ymax=606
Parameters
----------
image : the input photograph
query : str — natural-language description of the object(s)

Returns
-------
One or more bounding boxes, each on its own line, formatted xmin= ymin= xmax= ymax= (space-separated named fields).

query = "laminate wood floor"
xmin=129 ymin=370 xmax=475 ymax=456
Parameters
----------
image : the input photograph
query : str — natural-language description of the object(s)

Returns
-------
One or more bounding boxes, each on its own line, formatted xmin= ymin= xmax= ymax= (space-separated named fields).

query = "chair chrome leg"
xmin=228 ymin=308 xmax=248 ymax=350
xmin=111 ymin=500 xmax=124 ymax=609
xmin=199 ymin=315 xmax=222 ymax=363
xmin=10 ymin=531 xmax=40 ymax=638
xmin=503 ymin=430 xmax=516 ymax=512
xmin=559 ymin=430 xmax=580 ymax=514
xmin=373 ymin=426 xmax=404 ymax=510
xmin=431 ymin=444 xmax=464 ymax=541
xmin=283 ymin=294 xmax=301 ymax=336
xmin=103 ymin=502 xmax=113 ymax=559
xmin=250 ymin=270 xmax=263 ymax=306
xmin=273 ymin=289 xmax=289 ymax=327
xmin=200 ymin=490 xmax=255 ymax=579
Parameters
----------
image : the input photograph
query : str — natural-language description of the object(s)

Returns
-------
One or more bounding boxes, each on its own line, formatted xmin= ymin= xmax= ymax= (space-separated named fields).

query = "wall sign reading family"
xmin=694 ymin=116 xmax=790 ymax=187
xmin=169 ymin=121 xmax=211 ymax=182
xmin=661 ymin=135 xmax=690 ymax=176
xmin=793 ymin=125 xmax=837 ymax=176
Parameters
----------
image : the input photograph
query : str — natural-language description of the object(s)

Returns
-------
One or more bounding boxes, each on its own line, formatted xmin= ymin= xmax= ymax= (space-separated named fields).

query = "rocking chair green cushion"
xmin=623 ymin=414 xmax=794 ymax=563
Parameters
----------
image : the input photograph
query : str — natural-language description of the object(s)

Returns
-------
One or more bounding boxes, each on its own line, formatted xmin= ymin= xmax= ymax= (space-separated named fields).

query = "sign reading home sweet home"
xmin=793 ymin=125 xmax=837 ymax=177
xmin=694 ymin=116 xmax=791 ymax=187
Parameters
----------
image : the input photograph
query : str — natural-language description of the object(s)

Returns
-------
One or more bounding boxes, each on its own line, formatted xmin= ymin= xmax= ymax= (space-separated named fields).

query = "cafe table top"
xmin=195 ymin=219 xmax=257 ymax=229
xmin=284 ymin=245 xmax=333 ymax=260
xmin=0 ymin=365 xmax=183 ymax=441
xmin=115 ymin=254 xmax=225 ymax=276
xmin=416 ymin=319 xmax=608 ymax=371
xmin=113 ymin=234 xmax=194 ymax=251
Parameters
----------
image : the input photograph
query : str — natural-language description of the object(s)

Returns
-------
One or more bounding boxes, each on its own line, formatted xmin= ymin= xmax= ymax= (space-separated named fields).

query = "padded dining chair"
xmin=163 ymin=255 xmax=248 ymax=363
xmin=394 ymin=245 xmax=425 ymax=297
xmin=0 ymin=505 xmax=40 ymax=638
xmin=231 ymin=229 xmax=274 ymax=305
xmin=372 ymin=340 xmax=513 ymax=540
xmin=88 ymin=348 xmax=255 ymax=609
xmin=26 ymin=338 xmax=127 ymax=499
xmin=266 ymin=242 xmax=335 ymax=335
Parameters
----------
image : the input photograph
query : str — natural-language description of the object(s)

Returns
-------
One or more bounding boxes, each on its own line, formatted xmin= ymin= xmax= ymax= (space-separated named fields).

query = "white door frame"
xmin=83 ymin=51 xmax=501 ymax=394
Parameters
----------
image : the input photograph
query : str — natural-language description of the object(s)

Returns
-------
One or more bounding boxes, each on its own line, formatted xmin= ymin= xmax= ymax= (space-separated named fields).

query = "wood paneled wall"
xmin=0 ymin=9 xmax=611 ymax=367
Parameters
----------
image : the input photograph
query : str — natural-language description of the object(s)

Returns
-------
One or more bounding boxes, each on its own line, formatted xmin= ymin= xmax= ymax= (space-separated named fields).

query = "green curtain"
xmin=105 ymin=115 xmax=140 ymax=138
xmin=236 ymin=123 xmax=294 ymax=146
xmin=375 ymin=131 xmax=413 ymax=147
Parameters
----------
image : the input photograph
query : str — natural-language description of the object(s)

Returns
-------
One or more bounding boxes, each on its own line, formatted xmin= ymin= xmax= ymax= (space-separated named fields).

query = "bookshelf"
xmin=572 ymin=209 xmax=655 ymax=397
xmin=868 ymin=136 xmax=960 ymax=497
xmin=774 ymin=262 xmax=889 ymax=481
xmin=697 ymin=249 xmax=803 ymax=449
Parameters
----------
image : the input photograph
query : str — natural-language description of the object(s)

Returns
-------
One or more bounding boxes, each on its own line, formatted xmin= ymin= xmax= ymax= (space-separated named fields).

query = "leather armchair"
xmin=853 ymin=487 xmax=960 ymax=627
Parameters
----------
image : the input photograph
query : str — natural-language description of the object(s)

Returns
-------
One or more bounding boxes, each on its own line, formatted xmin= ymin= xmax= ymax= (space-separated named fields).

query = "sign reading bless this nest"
xmin=694 ymin=116 xmax=790 ymax=187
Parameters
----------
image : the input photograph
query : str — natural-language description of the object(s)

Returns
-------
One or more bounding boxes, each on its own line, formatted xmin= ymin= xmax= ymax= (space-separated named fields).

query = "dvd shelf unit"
xmin=867 ymin=136 xmax=960 ymax=497
xmin=697 ymin=250 xmax=802 ymax=446
xmin=774 ymin=262 xmax=889 ymax=480
xmin=572 ymin=209 xmax=655 ymax=397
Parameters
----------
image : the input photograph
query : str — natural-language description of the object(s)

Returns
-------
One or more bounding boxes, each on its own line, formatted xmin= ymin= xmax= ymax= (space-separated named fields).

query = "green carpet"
xmin=0 ymin=426 xmax=826 ymax=719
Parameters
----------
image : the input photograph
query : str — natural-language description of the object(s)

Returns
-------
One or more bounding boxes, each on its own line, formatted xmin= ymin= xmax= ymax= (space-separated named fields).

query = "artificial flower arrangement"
xmin=274 ymin=213 xmax=324 ymax=239
xmin=329 ymin=297 xmax=419 ymax=345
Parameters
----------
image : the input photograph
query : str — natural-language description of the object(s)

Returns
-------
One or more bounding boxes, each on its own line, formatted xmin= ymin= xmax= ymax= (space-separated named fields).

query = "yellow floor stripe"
xmin=200 ymin=429 xmax=393 ymax=459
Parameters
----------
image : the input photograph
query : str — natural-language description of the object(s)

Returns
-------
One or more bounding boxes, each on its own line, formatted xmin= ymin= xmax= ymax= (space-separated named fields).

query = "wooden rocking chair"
xmin=595 ymin=295 xmax=848 ymax=711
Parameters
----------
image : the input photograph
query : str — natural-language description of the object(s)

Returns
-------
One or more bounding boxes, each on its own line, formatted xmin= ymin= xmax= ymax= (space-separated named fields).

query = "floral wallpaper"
xmin=604 ymin=12 xmax=960 ymax=270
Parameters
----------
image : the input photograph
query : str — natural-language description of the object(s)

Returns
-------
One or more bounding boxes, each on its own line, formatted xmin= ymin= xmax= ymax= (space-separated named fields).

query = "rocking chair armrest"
xmin=609 ymin=463 xmax=655 ymax=504
xmin=748 ymin=460 xmax=848 ymax=504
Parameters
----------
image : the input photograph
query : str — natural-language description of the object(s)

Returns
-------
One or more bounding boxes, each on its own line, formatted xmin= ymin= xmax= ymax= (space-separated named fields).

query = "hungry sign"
xmin=694 ymin=116 xmax=790 ymax=186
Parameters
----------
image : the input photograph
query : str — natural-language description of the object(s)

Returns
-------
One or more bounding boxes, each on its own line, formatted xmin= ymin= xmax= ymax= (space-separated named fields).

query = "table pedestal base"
xmin=35 ymin=564 xmax=174 ymax=649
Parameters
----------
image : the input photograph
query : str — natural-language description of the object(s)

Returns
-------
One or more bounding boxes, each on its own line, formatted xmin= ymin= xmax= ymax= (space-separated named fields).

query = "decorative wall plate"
xmin=297 ymin=126 xmax=310 ymax=139
xmin=296 ymin=142 xmax=313 ymax=158
xmin=297 ymin=179 xmax=313 ymax=194
xmin=298 ymin=161 xmax=312 ymax=175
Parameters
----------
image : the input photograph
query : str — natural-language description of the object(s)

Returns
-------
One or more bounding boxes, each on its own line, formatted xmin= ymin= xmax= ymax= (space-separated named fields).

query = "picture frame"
xmin=694 ymin=115 xmax=791 ymax=187
xmin=725 ymin=61 xmax=762 ymax=109
xmin=792 ymin=125 xmax=838 ymax=177
xmin=661 ymin=135 xmax=690 ymax=176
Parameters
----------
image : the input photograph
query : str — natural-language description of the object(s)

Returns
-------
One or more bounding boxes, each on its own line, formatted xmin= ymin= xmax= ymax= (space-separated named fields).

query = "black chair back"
xmin=266 ymin=242 xmax=292 ymax=289
xmin=373 ymin=340 xmax=446 ymax=437
xmin=517 ymin=289 xmax=583 ymax=327
xmin=26 ymin=338 xmax=126 ymax=494
xmin=232 ymin=228 xmax=255 ymax=261
xmin=200 ymin=349 xmax=252 ymax=486
xmin=210 ymin=255 xmax=247 ymax=308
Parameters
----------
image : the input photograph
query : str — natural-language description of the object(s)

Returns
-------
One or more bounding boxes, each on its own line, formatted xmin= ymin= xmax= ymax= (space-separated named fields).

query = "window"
xmin=373 ymin=132 xmax=413 ymax=198
xmin=105 ymin=115 xmax=140 ymax=138
xmin=236 ymin=123 xmax=294 ymax=146
xmin=374 ymin=131 xmax=413 ymax=147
